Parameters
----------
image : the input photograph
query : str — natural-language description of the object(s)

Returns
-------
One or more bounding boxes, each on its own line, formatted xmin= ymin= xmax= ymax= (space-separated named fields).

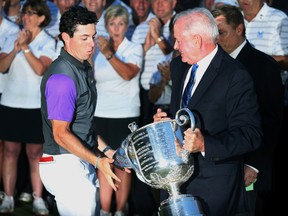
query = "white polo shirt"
xmin=94 ymin=37 xmax=143 ymax=118
xmin=0 ymin=30 xmax=56 ymax=108
xmin=244 ymin=3 xmax=288 ymax=56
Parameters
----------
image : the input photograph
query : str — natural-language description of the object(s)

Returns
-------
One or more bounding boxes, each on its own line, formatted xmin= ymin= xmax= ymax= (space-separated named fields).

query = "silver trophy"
xmin=113 ymin=108 xmax=203 ymax=216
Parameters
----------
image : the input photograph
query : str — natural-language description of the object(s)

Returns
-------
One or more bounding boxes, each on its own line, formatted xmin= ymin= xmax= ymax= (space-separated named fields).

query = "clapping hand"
xmin=148 ymin=17 xmax=162 ymax=41
xmin=17 ymin=29 xmax=32 ymax=48
xmin=96 ymin=35 xmax=112 ymax=56
xmin=158 ymin=60 xmax=171 ymax=84
xmin=144 ymin=28 xmax=154 ymax=53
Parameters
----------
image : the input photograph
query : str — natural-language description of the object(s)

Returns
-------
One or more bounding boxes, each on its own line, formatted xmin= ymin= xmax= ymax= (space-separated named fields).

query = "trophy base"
xmin=158 ymin=194 xmax=203 ymax=216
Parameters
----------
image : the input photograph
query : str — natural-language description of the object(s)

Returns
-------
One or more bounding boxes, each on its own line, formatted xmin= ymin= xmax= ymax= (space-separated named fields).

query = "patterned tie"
xmin=181 ymin=64 xmax=199 ymax=108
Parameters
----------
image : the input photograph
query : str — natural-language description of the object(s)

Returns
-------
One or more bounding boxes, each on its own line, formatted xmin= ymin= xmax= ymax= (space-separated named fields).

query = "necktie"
xmin=181 ymin=64 xmax=198 ymax=108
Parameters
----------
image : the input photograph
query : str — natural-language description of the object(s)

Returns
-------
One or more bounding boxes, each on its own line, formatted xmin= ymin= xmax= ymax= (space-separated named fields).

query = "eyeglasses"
xmin=21 ymin=11 xmax=39 ymax=16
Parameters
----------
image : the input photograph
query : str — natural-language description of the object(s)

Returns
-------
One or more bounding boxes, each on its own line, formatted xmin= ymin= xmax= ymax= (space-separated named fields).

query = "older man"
xmin=154 ymin=7 xmax=262 ymax=215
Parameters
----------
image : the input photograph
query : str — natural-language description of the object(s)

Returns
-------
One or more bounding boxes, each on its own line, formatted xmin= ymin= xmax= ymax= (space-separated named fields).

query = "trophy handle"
xmin=175 ymin=108 xmax=195 ymax=131
xmin=113 ymin=122 xmax=139 ymax=170
xmin=113 ymin=137 xmax=133 ymax=169
xmin=175 ymin=108 xmax=196 ymax=160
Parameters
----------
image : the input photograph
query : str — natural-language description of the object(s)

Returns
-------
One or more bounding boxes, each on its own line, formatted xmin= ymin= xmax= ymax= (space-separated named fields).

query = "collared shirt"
xmin=131 ymin=12 xmax=156 ymax=44
xmin=41 ymin=48 xmax=97 ymax=154
xmin=94 ymin=37 xmax=143 ymax=118
xmin=132 ymin=12 xmax=175 ymax=90
xmin=0 ymin=30 xmax=56 ymax=108
xmin=183 ymin=46 xmax=219 ymax=97
xmin=230 ymin=40 xmax=247 ymax=59
xmin=149 ymin=52 xmax=173 ymax=105
xmin=244 ymin=3 xmax=288 ymax=56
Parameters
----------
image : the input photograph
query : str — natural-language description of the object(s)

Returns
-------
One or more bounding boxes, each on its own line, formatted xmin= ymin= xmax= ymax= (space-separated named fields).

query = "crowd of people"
xmin=0 ymin=0 xmax=287 ymax=216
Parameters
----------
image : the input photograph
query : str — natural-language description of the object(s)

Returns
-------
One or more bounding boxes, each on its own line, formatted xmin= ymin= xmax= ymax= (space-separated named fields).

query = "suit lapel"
xmin=179 ymin=65 xmax=192 ymax=103
xmin=188 ymin=47 xmax=225 ymax=107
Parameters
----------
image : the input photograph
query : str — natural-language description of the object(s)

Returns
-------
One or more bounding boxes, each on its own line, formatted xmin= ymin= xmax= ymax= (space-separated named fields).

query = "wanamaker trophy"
xmin=113 ymin=108 xmax=203 ymax=216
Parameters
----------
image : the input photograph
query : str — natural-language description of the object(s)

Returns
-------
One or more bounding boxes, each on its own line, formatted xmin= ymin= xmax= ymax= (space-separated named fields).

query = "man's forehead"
xmin=74 ymin=24 xmax=96 ymax=34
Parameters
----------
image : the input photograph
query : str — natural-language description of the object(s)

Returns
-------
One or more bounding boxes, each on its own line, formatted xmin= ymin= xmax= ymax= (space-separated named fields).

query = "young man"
xmin=40 ymin=6 xmax=125 ymax=215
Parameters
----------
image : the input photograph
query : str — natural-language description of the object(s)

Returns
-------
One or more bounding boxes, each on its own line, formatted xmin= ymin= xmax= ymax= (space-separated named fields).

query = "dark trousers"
xmin=139 ymin=88 xmax=153 ymax=127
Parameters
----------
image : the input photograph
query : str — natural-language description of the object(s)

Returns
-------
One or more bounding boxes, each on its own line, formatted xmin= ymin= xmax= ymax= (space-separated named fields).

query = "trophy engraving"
xmin=113 ymin=108 xmax=203 ymax=216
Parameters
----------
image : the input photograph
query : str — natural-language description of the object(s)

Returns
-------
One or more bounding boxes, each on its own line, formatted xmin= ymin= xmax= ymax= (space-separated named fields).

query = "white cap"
xmin=214 ymin=0 xmax=239 ymax=7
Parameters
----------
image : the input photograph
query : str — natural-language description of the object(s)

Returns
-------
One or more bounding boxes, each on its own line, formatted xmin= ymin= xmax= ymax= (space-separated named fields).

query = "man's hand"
xmin=148 ymin=17 xmax=162 ymax=40
xmin=244 ymin=165 xmax=258 ymax=186
xmin=153 ymin=108 xmax=171 ymax=122
xmin=183 ymin=128 xmax=205 ymax=153
xmin=98 ymin=157 xmax=121 ymax=191
xmin=158 ymin=60 xmax=171 ymax=84
xmin=109 ymin=149 xmax=131 ymax=173
xmin=144 ymin=28 xmax=155 ymax=53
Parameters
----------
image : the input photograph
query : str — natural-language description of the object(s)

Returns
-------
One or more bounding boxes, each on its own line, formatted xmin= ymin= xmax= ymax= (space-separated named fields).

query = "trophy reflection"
xmin=113 ymin=108 xmax=203 ymax=216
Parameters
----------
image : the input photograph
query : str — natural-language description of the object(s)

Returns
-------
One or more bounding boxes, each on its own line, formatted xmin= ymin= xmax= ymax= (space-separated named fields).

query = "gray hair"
xmin=173 ymin=7 xmax=219 ymax=43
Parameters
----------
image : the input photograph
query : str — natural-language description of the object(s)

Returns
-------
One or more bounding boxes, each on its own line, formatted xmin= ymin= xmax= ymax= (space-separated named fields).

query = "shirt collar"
xmin=251 ymin=2 xmax=269 ymax=21
xmin=60 ymin=48 xmax=91 ymax=71
xmin=230 ymin=40 xmax=247 ymax=59
xmin=197 ymin=45 xmax=218 ymax=70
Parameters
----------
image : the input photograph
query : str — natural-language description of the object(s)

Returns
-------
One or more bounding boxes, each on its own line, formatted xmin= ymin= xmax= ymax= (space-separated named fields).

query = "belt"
xmin=39 ymin=156 xmax=54 ymax=162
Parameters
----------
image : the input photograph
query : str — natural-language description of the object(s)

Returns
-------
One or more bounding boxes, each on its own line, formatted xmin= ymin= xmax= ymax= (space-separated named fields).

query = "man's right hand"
xmin=153 ymin=108 xmax=171 ymax=122
xmin=98 ymin=157 xmax=121 ymax=191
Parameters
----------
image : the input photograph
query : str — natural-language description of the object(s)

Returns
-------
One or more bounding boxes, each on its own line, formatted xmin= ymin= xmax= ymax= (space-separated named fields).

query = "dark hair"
xmin=21 ymin=0 xmax=51 ymax=28
xmin=211 ymin=5 xmax=246 ymax=37
xmin=59 ymin=6 xmax=98 ymax=41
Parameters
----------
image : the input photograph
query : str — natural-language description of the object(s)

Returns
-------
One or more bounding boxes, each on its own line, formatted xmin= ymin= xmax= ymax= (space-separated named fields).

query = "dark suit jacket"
xmin=169 ymin=46 xmax=262 ymax=216
xmin=236 ymin=42 xmax=284 ymax=191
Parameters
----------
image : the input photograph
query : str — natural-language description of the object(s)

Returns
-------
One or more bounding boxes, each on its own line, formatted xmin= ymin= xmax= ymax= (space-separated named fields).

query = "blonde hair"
xmin=104 ymin=5 xmax=129 ymax=27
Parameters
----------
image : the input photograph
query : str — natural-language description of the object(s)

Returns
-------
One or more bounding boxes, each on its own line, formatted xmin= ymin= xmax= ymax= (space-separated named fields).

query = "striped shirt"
xmin=131 ymin=12 xmax=155 ymax=44
xmin=132 ymin=12 xmax=174 ymax=90
xmin=244 ymin=3 xmax=288 ymax=56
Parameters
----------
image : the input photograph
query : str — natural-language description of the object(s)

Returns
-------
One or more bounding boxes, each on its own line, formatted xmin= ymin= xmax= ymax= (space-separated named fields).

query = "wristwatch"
xmin=103 ymin=146 xmax=112 ymax=154
xmin=155 ymin=36 xmax=164 ymax=44
xmin=23 ymin=49 xmax=31 ymax=53
xmin=106 ymin=53 xmax=114 ymax=61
